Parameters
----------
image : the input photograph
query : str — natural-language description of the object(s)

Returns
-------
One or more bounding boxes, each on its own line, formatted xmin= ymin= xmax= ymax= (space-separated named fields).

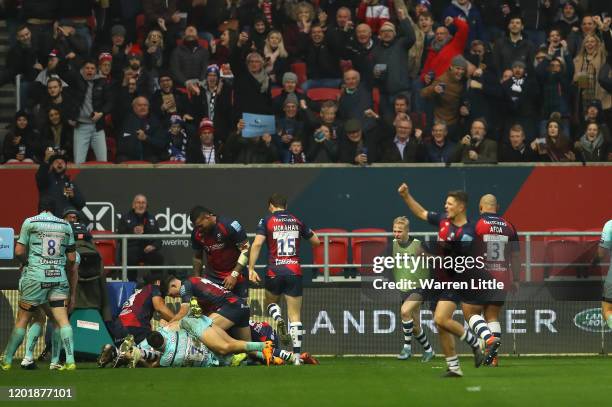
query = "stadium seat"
xmin=271 ymin=87 xmax=283 ymax=98
xmin=543 ymin=229 xmax=584 ymax=279
xmin=581 ymin=229 xmax=605 ymax=276
xmin=291 ymin=62 xmax=307 ymax=87
xmin=312 ymin=228 xmax=349 ymax=276
xmin=2 ymin=161 xmax=34 ymax=165
xmin=372 ymin=87 xmax=380 ymax=113
xmin=307 ymin=88 xmax=341 ymax=102
xmin=91 ymin=231 xmax=117 ymax=270
xmin=351 ymin=228 xmax=388 ymax=275
xmin=80 ymin=161 xmax=114 ymax=165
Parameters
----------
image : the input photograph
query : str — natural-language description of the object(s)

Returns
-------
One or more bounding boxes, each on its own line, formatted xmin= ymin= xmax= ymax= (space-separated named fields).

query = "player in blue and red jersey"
xmin=171 ymin=275 xmax=252 ymax=342
xmin=248 ymin=320 xmax=319 ymax=365
xmin=98 ymin=279 xmax=179 ymax=367
xmin=466 ymin=194 xmax=520 ymax=367
xmin=398 ymin=183 xmax=485 ymax=377
xmin=189 ymin=206 xmax=250 ymax=299
xmin=248 ymin=193 xmax=320 ymax=363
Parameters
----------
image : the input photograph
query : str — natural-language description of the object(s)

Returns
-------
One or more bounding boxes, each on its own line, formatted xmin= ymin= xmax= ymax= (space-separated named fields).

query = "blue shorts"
xmin=108 ymin=319 xmax=151 ymax=346
xmin=217 ymin=301 xmax=250 ymax=328
xmin=19 ymin=276 xmax=69 ymax=307
xmin=265 ymin=274 xmax=303 ymax=297
xmin=208 ymin=276 xmax=249 ymax=299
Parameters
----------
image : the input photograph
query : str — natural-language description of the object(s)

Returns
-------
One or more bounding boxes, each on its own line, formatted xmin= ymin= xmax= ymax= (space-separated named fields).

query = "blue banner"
xmin=0 ymin=228 xmax=14 ymax=260
xmin=242 ymin=113 xmax=276 ymax=138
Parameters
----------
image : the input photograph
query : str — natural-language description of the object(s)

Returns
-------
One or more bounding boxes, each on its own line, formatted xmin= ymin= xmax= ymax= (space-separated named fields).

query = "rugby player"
xmin=249 ymin=320 xmax=319 ymax=365
xmin=1 ymin=198 xmax=78 ymax=371
xmin=398 ymin=183 xmax=484 ymax=377
xmin=390 ymin=216 xmax=435 ymax=362
xmin=248 ymin=193 xmax=320 ymax=362
xmin=98 ymin=276 xmax=180 ymax=367
xmin=594 ymin=220 xmax=612 ymax=329
xmin=172 ymin=276 xmax=252 ymax=342
xmin=190 ymin=206 xmax=250 ymax=299
xmin=467 ymin=194 xmax=520 ymax=367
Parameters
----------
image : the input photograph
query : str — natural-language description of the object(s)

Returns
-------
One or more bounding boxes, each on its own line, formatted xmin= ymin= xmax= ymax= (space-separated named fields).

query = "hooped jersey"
xmin=256 ymin=210 xmax=314 ymax=277
xmin=118 ymin=284 xmax=163 ymax=328
xmin=17 ymin=212 xmax=75 ymax=283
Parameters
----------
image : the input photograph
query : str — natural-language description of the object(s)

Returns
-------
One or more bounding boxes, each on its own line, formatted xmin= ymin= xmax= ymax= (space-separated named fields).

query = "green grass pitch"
xmin=1 ymin=357 xmax=610 ymax=407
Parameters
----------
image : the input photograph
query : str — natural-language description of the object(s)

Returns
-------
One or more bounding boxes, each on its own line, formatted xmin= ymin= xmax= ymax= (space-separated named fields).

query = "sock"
xmin=289 ymin=322 xmax=303 ymax=354
xmin=273 ymin=348 xmax=294 ymax=362
xmin=414 ymin=330 xmax=433 ymax=352
xmin=245 ymin=342 xmax=265 ymax=352
xmin=445 ymin=355 xmax=460 ymax=372
xmin=488 ymin=321 xmax=502 ymax=340
xmin=51 ymin=329 xmax=62 ymax=364
xmin=267 ymin=303 xmax=283 ymax=322
xmin=24 ymin=322 xmax=42 ymax=360
xmin=3 ymin=327 xmax=26 ymax=364
xmin=468 ymin=315 xmax=493 ymax=342
xmin=139 ymin=348 xmax=158 ymax=362
xmin=401 ymin=320 xmax=413 ymax=348
xmin=460 ymin=329 xmax=479 ymax=350
xmin=607 ymin=315 xmax=612 ymax=330
xmin=59 ymin=325 xmax=75 ymax=364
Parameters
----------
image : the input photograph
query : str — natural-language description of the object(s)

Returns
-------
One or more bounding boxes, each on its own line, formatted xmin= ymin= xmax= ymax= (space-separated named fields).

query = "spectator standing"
xmin=35 ymin=150 xmax=85 ymax=217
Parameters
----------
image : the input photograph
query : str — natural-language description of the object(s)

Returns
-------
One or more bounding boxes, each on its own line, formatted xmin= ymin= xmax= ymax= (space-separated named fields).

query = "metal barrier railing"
xmin=1 ymin=231 xmax=605 ymax=282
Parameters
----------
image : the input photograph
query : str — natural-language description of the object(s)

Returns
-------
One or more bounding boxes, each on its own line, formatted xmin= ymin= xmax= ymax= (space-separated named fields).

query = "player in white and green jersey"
xmin=392 ymin=216 xmax=435 ymax=362
xmin=1 ymin=198 xmax=78 ymax=371
xmin=595 ymin=220 xmax=612 ymax=329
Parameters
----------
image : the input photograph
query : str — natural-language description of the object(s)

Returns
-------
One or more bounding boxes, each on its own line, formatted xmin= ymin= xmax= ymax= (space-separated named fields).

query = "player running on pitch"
xmin=390 ymin=216 xmax=435 ymax=362
xmin=398 ymin=183 xmax=486 ymax=377
xmin=1 ymin=198 xmax=78 ymax=371
xmin=248 ymin=193 xmax=320 ymax=363
xmin=593 ymin=220 xmax=612 ymax=330
xmin=190 ymin=206 xmax=250 ymax=299
xmin=467 ymin=194 xmax=520 ymax=367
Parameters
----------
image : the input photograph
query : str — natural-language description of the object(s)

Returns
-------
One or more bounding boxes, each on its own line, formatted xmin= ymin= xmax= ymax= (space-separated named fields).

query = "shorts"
xmin=108 ymin=319 xmax=151 ymax=346
xmin=265 ymin=274 xmax=303 ymax=297
xmin=400 ymin=289 xmax=425 ymax=304
xmin=602 ymin=281 xmax=612 ymax=302
xmin=208 ymin=276 xmax=249 ymax=299
xmin=180 ymin=315 xmax=214 ymax=339
xmin=430 ymin=289 xmax=462 ymax=310
xmin=19 ymin=276 xmax=69 ymax=307
xmin=216 ymin=301 xmax=250 ymax=328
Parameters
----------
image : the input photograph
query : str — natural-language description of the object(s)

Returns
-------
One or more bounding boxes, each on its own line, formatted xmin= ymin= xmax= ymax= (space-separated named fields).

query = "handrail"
xmin=2 ymin=231 xmax=604 ymax=282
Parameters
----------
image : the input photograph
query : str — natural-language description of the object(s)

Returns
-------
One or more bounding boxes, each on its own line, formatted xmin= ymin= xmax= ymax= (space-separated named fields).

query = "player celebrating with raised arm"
xmin=190 ymin=206 xmax=250 ymax=299
xmin=594 ymin=220 xmax=612 ymax=330
xmin=248 ymin=193 xmax=320 ymax=364
xmin=1 ymin=198 xmax=78 ymax=371
xmin=467 ymin=194 xmax=521 ymax=367
xmin=391 ymin=216 xmax=435 ymax=362
xmin=398 ymin=183 xmax=484 ymax=377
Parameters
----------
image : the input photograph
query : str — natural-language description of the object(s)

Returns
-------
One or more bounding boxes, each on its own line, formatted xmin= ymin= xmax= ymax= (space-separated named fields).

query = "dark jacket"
xmin=337 ymin=85 xmax=375 ymax=131
xmin=298 ymin=35 xmax=342 ymax=80
xmin=307 ymin=136 xmax=338 ymax=163
xmin=118 ymin=209 xmax=162 ymax=253
xmin=224 ymin=132 xmax=279 ymax=164
xmin=425 ymin=139 xmax=456 ymax=163
xmin=371 ymin=18 xmax=416 ymax=95
xmin=63 ymin=67 xmax=113 ymax=131
xmin=451 ymin=138 xmax=498 ymax=163
xmin=442 ymin=1 xmax=485 ymax=45
xmin=22 ymin=0 xmax=59 ymax=20
xmin=499 ymin=143 xmax=539 ymax=162
xmin=150 ymin=88 xmax=191 ymax=124
xmin=170 ymin=43 xmax=210 ymax=87
xmin=118 ymin=112 xmax=167 ymax=162
xmin=189 ymin=82 xmax=234 ymax=144
xmin=380 ymin=137 xmax=426 ymax=163
xmin=338 ymin=133 xmax=379 ymax=164
xmin=142 ymin=0 xmax=177 ymax=25
xmin=229 ymin=47 xmax=273 ymax=116
xmin=1 ymin=42 xmax=41 ymax=85
xmin=57 ymin=0 xmax=96 ymax=18
xmin=35 ymin=162 xmax=85 ymax=217
xmin=492 ymin=35 xmax=536 ymax=73
xmin=186 ymin=142 xmax=224 ymax=164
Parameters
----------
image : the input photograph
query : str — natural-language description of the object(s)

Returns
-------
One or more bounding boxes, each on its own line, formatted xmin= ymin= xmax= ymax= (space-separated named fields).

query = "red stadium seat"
xmin=543 ymin=229 xmax=583 ymax=279
xmin=312 ymin=228 xmax=349 ymax=276
xmin=351 ymin=229 xmax=388 ymax=275
xmin=2 ymin=161 xmax=35 ymax=165
xmin=271 ymin=87 xmax=283 ymax=98
xmin=92 ymin=231 xmax=117 ymax=269
xmin=119 ymin=161 xmax=152 ymax=165
xmin=581 ymin=229 xmax=605 ymax=276
xmin=372 ymin=87 xmax=380 ymax=113
xmin=80 ymin=161 xmax=114 ymax=165
xmin=291 ymin=62 xmax=307 ymax=87
xmin=306 ymin=88 xmax=341 ymax=102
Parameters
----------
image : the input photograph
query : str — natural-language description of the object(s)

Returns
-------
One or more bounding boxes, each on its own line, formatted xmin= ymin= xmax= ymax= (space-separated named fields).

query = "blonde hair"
xmin=145 ymin=30 xmax=165 ymax=49
xmin=292 ymin=2 xmax=315 ymax=22
xmin=393 ymin=216 xmax=409 ymax=228
xmin=264 ymin=31 xmax=288 ymax=58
